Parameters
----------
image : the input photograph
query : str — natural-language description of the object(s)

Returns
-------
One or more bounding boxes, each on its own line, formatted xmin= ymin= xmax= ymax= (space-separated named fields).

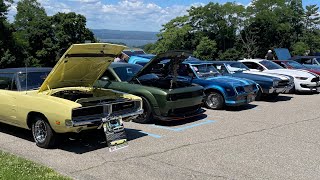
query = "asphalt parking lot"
xmin=0 ymin=93 xmax=320 ymax=180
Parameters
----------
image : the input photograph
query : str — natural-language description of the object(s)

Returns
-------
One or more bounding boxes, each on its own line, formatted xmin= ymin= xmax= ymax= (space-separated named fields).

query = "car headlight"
xmin=273 ymin=81 xmax=279 ymax=87
xmin=295 ymin=77 xmax=308 ymax=80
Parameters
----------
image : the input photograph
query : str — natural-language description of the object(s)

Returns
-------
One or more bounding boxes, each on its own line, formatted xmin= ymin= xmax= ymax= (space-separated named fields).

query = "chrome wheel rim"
xmin=206 ymin=94 xmax=219 ymax=108
xmin=33 ymin=120 xmax=47 ymax=143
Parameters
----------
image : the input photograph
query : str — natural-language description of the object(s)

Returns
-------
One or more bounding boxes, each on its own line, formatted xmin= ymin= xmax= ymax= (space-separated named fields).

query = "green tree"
xmin=0 ymin=0 xmax=21 ymax=68
xmin=51 ymin=12 xmax=95 ymax=59
xmin=303 ymin=5 xmax=320 ymax=53
xmin=193 ymin=37 xmax=217 ymax=60
xmin=291 ymin=41 xmax=309 ymax=56
xmin=14 ymin=0 xmax=57 ymax=67
xmin=218 ymin=48 xmax=242 ymax=60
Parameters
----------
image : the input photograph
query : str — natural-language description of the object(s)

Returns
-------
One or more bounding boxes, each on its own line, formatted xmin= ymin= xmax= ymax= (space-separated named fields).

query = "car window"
xmin=226 ymin=62 xmax=250 ymax=72
xmin=112 ymin=65 xmax=142 ymax=81
xmin=0 ymin=73 xmax=15 ymax=90
xmin=273 ymin=61 xmax=286 ymax=68
xmin=242 ymin=62 xmax=263 ymax=70
xmin=18 ymin=71 xmax=50 ymax=90
xmin=286 ymin=61 xmax=305 ymax=69
xmin=190 ymin=64 xmax=220 ymax=78
xmin=260 ymin=60 xmax=283 ymax=70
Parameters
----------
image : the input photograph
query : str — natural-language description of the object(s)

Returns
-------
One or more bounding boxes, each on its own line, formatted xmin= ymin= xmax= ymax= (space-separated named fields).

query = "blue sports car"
xmin=178 ymin=61 xmax=259 ymax=109
xmin=129 ymin=56 xmax=259 ymax=110
xmin=209 ymin=61 xmax=294 ymax=99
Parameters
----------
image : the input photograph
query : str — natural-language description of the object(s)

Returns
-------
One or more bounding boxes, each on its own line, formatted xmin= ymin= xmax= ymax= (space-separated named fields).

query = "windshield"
xmin=260 ymin=60 xmax=283 ymax=70
xmin=18 ymin=71 xmax=50 ymax=90
xmin=191 ymin=64 xmax=220 ymax=78
xmin=113 ymin=65 xmax=142 ymax=81
xmin=225 ymin=62 xmax=250 ymax=72
xmin=287 ymin=61 xmax=305 ymax=69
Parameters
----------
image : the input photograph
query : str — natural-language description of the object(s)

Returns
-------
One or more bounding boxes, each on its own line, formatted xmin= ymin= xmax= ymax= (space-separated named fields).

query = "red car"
xmin=273 ymin=60 xmax=320 ymax=76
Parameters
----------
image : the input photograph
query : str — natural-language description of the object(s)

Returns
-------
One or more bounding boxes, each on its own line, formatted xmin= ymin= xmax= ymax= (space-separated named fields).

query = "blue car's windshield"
xmin=287 ymin=61 xmax=305 ymax=69
xmin=260 ymin=60 xmax=283 ymax=70
xmin=191 ymin=64 xmax=220 ymax=78
xmin=18 ymin=71 xmax=50 ymax=90
xmin=225 ymin=62 xmax=250 ymax=72
xmin=113 ymin=65 xmax=142 ymax=81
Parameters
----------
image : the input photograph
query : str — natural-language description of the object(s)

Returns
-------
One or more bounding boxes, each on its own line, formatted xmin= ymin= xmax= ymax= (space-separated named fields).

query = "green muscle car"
xmin=95 ymin=51 xmax=205 ymax=123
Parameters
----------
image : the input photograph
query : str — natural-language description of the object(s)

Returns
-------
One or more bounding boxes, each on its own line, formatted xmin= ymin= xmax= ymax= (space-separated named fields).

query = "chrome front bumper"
xmin=70 ymin=109 xmax=144 ymax=127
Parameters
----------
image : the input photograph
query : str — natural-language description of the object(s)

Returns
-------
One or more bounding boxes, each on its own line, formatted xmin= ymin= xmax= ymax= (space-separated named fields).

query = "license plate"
xmin=103 ymin=118 xmax=128 ymax=152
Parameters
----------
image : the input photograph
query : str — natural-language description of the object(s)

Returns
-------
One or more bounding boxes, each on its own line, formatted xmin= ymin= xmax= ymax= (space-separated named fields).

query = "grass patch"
xmin=0 ymin=151 xmax=71 ymax=180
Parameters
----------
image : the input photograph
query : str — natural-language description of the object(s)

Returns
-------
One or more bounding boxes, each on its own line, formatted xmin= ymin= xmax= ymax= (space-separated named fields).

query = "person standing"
xmin=265 ymin=50 xmax=275 ymax=60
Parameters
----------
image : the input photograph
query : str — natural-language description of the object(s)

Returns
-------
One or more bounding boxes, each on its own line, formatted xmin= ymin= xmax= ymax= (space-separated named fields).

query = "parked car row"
xmin=0 ymin=43 xmax=319 ymax=149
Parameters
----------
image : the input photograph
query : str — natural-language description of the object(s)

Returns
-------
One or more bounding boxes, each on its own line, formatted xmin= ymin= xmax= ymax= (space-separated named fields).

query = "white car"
xmin=239 ymin=59 xmax=320 ymax=92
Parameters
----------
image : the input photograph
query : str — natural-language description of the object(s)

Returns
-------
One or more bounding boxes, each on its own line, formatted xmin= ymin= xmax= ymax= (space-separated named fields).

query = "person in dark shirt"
xmin=265 ymin=50 xmax=275 ymax=60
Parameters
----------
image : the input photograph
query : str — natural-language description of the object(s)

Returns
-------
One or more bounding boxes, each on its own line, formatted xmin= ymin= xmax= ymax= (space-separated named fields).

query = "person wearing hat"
xmin=265 ymin=50 xmax=275 ymax=60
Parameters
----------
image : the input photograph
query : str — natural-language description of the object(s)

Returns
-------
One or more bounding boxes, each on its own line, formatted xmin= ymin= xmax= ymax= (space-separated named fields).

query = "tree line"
xmin=0 ymin=0 xmax=95 ymax=68
xmin=144 ymin=0 xmax=320 ymax=60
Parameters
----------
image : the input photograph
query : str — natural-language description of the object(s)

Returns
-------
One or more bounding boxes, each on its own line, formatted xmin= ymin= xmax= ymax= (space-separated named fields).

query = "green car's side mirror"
xmin=100 ymin=76 xmax=110 ymax=81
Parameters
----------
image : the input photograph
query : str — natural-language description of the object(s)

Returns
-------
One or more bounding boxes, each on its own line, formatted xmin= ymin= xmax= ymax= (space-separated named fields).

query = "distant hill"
xmin=92 ymin=29 xmax=158 ymax=47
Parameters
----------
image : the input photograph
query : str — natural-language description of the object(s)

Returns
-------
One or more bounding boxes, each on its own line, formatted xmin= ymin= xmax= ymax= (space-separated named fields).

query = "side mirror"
xmin=100 ymin=76 xmax=109 ymax=81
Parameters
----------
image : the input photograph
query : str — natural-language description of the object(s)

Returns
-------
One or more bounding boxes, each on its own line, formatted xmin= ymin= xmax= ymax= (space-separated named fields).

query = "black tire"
xmin=133 ymin=97 xmax=154 ymax=123
xmin=204 ymin=91 xmax=224 ymax=110
xmin=31 ymin=116 xmax=56 ymax=148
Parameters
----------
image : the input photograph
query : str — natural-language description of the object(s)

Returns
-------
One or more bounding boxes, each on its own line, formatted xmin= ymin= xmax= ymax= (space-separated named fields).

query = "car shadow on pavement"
xmin=154 ymin=114 xmax=208 ymax=127
xmin=0 ymin=122 xmax=34 ymax=141
xmin=0 ymin=122 xmax=146 ymax=154
xmin=225 ymin=104 xmax=258 ymax=111
xmin=262 ymin=95 xmax=293 ymax=102
xmin=58 ymin=128 xmax=147 ymax=154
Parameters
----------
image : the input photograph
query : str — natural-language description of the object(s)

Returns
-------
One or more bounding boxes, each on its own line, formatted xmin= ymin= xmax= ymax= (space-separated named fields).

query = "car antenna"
xmin=25 ymin=59 xmax=28 ymax=94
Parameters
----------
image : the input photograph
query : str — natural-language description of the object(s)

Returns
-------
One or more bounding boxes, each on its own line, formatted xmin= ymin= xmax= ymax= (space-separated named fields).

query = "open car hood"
xmin=130 ymin=51 xmax=192 ymax=81
xmin=39 ymin=43 xmax=126 ymax=92
xmin=274 ymin=48 xmax=292 ymax=60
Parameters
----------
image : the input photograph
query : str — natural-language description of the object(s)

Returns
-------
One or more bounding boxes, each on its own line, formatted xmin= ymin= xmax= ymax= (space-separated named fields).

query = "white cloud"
xmin=7 ymin=0 xmax=197 ymax=31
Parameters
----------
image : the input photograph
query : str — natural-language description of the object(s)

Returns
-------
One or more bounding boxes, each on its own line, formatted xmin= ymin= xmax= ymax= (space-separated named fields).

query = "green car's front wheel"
xmin=133 ymin=96 xmax=154 ymax=123
xmin=31 ymin=116 xmax=57 ymax=148
xmin=204 ymin=91 xmax=224 ymax=110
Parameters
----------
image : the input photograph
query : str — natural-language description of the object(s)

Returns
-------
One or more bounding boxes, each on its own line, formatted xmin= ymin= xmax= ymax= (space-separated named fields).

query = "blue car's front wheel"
xmin=204 ymin=91 xmax=224 ymax=110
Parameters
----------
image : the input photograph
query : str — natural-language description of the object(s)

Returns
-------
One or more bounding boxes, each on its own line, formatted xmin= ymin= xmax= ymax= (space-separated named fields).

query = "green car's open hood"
xmin=39 ymin=43 xmax=126 ymax=92
xmin=130 ymin=51 xmax=192 ymax=81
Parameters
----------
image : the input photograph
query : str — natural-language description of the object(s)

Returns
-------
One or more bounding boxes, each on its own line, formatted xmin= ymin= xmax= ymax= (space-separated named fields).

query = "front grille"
xmin=112 ymin=101 xmax=136 ymax=114
xmin=72 ymin=106 xmax=104 ymax=118
xmin=172 ymin=105 xmax=201 ymax=115
xmin=72 ymin=100 xmax=140 ymax=122
xmin=167 ymin=90 xmax=203 ymax=101
xmin=311 ymin=77 xmax=320 ymax=82
xmin=277 ymin=80 xmax=290 ymax=87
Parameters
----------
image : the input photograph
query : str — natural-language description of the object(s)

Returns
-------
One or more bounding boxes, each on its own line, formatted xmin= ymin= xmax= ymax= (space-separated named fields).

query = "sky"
xmin=7 ymin=0 xmax=320 ymax=32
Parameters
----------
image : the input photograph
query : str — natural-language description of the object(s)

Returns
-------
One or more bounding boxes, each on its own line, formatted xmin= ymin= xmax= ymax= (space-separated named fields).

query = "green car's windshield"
xmin=191 ymin=64 xmax=220 ymax=78
xmin=18 ymin=71 xmax=50 ymax=90
xmin=113 ymin=65 xmax=142 ymax=81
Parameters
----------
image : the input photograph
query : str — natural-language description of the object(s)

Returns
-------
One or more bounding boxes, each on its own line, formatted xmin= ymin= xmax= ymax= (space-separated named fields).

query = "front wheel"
xmin=31 ymin=116 xmax=56 ymax=148
xmin=204 ymin=91 xmax=224 ymax=110
xmin=133 ymin=97 xmax=154 ymax=123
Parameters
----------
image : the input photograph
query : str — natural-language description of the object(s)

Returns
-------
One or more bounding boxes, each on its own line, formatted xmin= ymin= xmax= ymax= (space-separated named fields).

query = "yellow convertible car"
xmin=0 ymin=43 xmax=143 ymax=148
